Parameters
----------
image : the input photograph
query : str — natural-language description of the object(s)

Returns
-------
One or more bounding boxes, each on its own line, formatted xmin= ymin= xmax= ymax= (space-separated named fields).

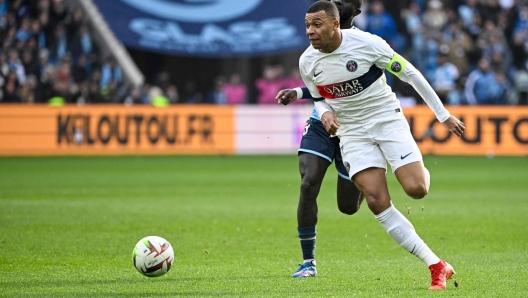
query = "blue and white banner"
xmin=93 ymin=0 xmax=313 ymax=57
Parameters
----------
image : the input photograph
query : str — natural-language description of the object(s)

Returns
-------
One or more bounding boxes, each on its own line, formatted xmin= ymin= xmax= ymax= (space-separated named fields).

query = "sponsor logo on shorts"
xmin=344 ymin=161 xmax=350 ymax=173
xmin=400 ymin=152 xmax=413 ymax=160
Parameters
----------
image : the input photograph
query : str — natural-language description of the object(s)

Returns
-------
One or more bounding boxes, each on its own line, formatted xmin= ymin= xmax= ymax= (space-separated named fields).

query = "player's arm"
xmin=276 ymin=87 xmax=314 ymax=105
xmin=315 ymin=100 xmax=340 ymax=135
xmin=385 ymin=53 xmax=465 ymax=137
xmin=297 ymin=60 xmax=340 ymax=134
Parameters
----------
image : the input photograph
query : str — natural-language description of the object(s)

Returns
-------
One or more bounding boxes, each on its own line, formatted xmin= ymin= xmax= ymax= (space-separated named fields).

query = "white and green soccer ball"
xmin=132 ymin=236 xmax=174 ymax=277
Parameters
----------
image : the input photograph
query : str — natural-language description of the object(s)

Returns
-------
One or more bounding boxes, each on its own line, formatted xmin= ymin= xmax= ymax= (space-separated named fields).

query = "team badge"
xmin=344 ymin=161 xmax=350 ymax=173
xmin=346 ymin=60 xmax=358 ymax=72
xmin=391 ymin=61 xmax=402 ymax=73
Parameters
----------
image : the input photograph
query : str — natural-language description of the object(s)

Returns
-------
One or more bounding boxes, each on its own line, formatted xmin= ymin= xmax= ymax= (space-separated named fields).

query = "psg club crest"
xmin=344 ymin=161 xmax=350 ymax=173
xmin=346 ymin=60 xmax=358 ymax=72
xmin=391 ymin=61 xmax=402 ymax=72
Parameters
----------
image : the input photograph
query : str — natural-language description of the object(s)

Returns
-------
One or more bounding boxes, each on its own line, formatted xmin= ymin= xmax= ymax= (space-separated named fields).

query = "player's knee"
xmin=337 ymin=193 xmax=363 ymax=215
xmin=300 ymin=178 xmax=320 ymax=201
xmin=404 ymin=182 xmax=428 ymax=199
xmin=338 ymin=204 xmax=359 ymax=215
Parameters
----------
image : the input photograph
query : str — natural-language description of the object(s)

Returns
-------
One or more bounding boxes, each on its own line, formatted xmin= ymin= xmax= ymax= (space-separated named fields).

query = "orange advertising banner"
xmin=0 ymin=105 xmax=527 ymax=156
xmin=404 ymin=106 xmax=528 ymax=156
xmin=0 ymin=104 xmax=235 ymax=155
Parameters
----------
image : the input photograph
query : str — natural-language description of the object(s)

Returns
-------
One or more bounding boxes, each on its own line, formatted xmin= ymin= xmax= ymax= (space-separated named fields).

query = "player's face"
xmin=305 ymin=11 xmax=339 ymax=52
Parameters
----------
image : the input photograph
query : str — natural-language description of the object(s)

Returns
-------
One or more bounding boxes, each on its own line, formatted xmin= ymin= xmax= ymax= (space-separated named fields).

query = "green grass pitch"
xmin=0 ymin=155 xmax=527 ymax=297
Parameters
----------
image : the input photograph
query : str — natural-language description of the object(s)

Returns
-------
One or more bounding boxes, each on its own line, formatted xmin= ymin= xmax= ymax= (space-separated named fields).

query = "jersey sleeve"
xmin=299 ymin=58 xmax=323 ymax=101
xmin=294 ymin=86 xmax=314 ymax=99
xmin=368 ymin=34 xmax=395 ymax=70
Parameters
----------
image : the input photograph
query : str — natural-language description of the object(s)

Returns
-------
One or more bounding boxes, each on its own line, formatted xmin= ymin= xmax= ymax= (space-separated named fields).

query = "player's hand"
xmin=442 ymin=116 xmax=465 ymax=137
xmin=321 ymin=111 xmax=340 ymax=135
xmin=276 ymin=89 xmax=297 ymax=105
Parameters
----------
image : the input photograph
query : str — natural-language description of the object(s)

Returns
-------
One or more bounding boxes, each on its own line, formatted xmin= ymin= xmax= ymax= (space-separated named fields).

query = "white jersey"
xmin=299 ymin=29 xmax=401 ymax=125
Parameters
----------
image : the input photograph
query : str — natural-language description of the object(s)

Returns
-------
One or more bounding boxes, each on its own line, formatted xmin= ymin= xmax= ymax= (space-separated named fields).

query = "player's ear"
xmin=353 ymin=9 xmax=361 ymax=16
xmin=334 ymin=19 xmax=339 ymax=29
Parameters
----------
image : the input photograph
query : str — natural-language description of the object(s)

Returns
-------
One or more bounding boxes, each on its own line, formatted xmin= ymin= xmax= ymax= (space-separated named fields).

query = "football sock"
xmin=298 ymin=226 xmax=316 ymax=262
xmin=375 ymin=205 xmax=440 ymax=267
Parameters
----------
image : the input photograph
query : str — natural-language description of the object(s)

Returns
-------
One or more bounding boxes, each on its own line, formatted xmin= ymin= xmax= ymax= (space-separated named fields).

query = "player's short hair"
xmin=307 ymin=1 xmax=340 ymax=22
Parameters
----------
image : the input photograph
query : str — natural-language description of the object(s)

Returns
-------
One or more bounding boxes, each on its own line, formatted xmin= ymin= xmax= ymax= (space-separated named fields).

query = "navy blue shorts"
xmin=298 ymin=118 xmax=349 ymax=179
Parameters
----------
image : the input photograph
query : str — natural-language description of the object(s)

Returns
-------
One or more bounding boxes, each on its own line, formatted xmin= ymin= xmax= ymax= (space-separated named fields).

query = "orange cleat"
xmin=428 ymin=260 xmax=456 ymax=290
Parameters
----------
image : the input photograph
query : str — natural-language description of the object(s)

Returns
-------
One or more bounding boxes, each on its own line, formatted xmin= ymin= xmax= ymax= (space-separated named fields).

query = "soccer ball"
xmin=132 ymin=236 xmax=174 ymax=277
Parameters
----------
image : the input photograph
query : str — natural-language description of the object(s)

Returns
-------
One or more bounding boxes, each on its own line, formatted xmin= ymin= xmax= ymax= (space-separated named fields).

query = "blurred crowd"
xmin=353 ymin=0 xmax=528 ymax=105
xmin=0 ymin=0 xmax=129 ymax=104
xmin=1 ymin=0 xmax=528 ymax=106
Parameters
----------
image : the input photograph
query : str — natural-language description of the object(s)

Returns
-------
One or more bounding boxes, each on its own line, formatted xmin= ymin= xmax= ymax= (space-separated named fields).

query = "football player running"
xmin=299 ymin=1 xmax=465 ymax=290
xmin=276 ymin=0 xmax=364 ymax=279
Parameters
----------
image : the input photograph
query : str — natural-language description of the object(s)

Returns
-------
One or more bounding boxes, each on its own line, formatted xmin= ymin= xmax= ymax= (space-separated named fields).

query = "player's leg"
xmin=332 ymin=136 xmax=364 ymax=215
xmin=353 ymin=167 xmax=453 ymax=289
xmin=297 ymin=152 xmax=330 ymax=228
xmin=394 ymin=161 xmax=429 ymax=199
xmin=377 ymin=117 xmax=430 ymax=199
xmin=374 ymin=118 xmax=456 ymax=289
xmin=351 ymin=167 xmax=392 ymax=214
xmin=292 ymin=152 xmax=329 ymax=278
xmin=336 ymin=176 xmax=363 ymax=215
xmin=293 ymin=118 xmax=333 ymax=277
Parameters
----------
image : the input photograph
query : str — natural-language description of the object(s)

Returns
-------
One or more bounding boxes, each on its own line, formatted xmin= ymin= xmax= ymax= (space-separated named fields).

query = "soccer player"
xmin=299 ymin=1 xmax=466 ymax=290
xmin=275 ymin=0 xmax=364 ymax=278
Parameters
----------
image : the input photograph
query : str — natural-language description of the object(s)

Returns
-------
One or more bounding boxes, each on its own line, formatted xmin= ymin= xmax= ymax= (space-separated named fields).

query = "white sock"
xmin=375 ymin=205 xmax=440 ymax=267
xmin=424 ymin=167 xmax=430 ymax=191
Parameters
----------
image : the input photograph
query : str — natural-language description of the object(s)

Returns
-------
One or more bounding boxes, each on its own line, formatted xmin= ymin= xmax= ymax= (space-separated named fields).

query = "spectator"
xmin=99 ymin=57 xmax=122 ymax=89
xmin=423 ymin=0 xmax=447 ymax=33
xmin=433 ymin=53 xmax=460 ymax=103
xmin=37 ymin=12 xmax=51 ymax=48
xmin=7 ymin=49 xmax=25 ymax=84
xmin=15 ymin=17 xmax=31 ymax=42
xmin=71 ymin=24 xmax=94 ymax=60
xmin=464 ymin=58 xmax=504 ymax=105
xmin=66 ymin=8 xmax=84 ymax=40
xmin=165 ymin=85 xmax=180 ymax=104
xmin=19 ymin=74 xmax=37 ymax=103
xmin=183 ymin=81 xmax=202 ymax=104
xmin=21 ymin=49 xmax=39 ymax=79
xmin=403 ymin=2 xmax=426 ymax=70
xmin=206 ymin=76 xmax=227 ymax=104
xmin=441 ymin=20 xmax=474 ymax=75
xmin=123 ymin=85 xmax=143 ymax=105
xmin=223 ymin=73 xmax=247 ymax=104
xmin=34 ymin=64 xmax=54 ymax=102
xmin=87 ymin=81 xmax=105 ymax=103
xmin=49 ymin=24 xmax=68 ymax=63
xmin=255 ymin=64 xmax=285 ymax=104
xmin=1 ymin=73 xmax=21 ymax=102
xmin=154 ymin=71 xmax=171 ymax=90
xmin=283 ymin=67 xmax=308 ymax=105
xmin=71 ymin=54 xmax=88 ymax=85
xmin=366 ymin=1 xmax=401 ymax=50
xmin=458 ymin=0 xmax=480 ymax=27
xmin=480 ymin=0 xmax=502 ymax=24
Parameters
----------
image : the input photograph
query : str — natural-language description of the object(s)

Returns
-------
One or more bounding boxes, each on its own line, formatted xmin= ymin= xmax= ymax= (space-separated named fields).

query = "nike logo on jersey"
xmin=314 ymin=71 xmax=323 ymax=77
xmin=401 ymin=152 xmax=413 ymax=160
